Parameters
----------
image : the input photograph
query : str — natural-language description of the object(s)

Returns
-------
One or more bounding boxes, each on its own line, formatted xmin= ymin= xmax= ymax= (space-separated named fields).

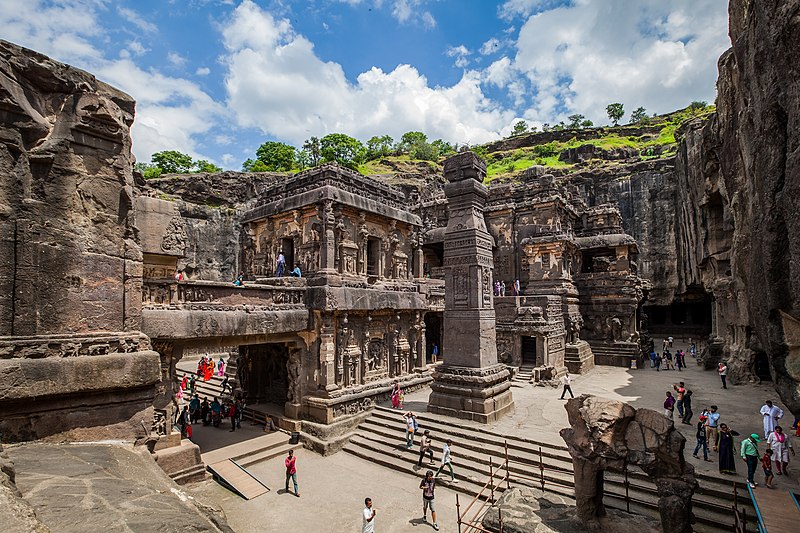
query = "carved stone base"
xmin=565 ymin=340 xmax=595 ymax=374
xmin=427 ymin=364 xmax=515 ymax=423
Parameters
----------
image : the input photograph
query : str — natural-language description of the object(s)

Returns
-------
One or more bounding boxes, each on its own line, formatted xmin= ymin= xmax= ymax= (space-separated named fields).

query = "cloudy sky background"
xmin=0 ymin=0 xmax=731 ymax=169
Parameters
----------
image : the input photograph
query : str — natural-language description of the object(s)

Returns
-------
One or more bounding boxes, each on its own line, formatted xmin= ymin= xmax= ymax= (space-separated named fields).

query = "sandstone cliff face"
xmin=0 ymin=40 xmax=161 ymax=442
xmin=0 ymin=40 xmax=141 ymax=335
xmin=708 ymin=0 xmax=800 ymax=413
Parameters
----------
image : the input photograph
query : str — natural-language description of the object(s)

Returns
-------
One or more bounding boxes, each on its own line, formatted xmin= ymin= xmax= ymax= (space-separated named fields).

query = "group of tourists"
xmin=650 ymin=347 xmax=689 ymax=371
xmin=196 ymin=355 xmax=225 ymax=381
xmin=672 ymin=387 xmax=798 ymax=489
xmin=492 ymin=279 xmax=521 ymax=297
xmin=274 ymin=250 xmax=302 ymax=277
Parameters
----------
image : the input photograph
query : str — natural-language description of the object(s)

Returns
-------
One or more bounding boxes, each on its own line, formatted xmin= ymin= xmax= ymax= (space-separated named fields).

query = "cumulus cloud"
xmin=221 ymin=1 xmax=511 ymax=146
xmin=480 ymin=38 xmax=502 ymax=56
xmin=127 ymin=40 xmax=149 ymax=56
xmin=511 ymin=0 xmax=730 ymax=124
xmin=196 ymin=66 xmax=211 ymax=76
xmin=167 ymin=51 xmax=187 ymax=67
xmin=391 ymin=0 xmax=436 ymax=28
xmin=446 ymin=45 xmax=471 ymax=68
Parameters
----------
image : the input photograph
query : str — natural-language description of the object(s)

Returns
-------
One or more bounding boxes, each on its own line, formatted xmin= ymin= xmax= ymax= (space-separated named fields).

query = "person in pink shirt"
xmin=285 ymin=449 xmax=299 ymax=497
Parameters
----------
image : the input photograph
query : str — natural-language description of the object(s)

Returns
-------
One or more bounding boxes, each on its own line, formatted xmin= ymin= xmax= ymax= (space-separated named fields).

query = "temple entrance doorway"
xmin=239 ymin=343 xmax=289 ymax=407
xmin=521 ymin=336 xmax=538 ymax=366
xmin=425 ymin=312 xmax=443 ymax=363
xmin=280 ymin=238 xmax=294 ymax=274
xmin=367 ymin=237 xmax=380 ymax=276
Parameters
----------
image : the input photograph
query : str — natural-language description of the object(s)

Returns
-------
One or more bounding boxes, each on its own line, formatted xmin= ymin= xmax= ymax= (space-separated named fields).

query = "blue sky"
xmin=0 ymin=0 xmax=730 ymax=170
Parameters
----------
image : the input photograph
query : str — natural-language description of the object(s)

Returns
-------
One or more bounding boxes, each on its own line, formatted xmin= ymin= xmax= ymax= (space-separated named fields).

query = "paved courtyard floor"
xmin=187 ymin=337 xmax=799 ymax=532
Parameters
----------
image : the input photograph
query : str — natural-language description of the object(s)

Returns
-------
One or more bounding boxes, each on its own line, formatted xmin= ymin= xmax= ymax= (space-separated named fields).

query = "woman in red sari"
xmin=204 ymin=358 xmax=213 ymax=381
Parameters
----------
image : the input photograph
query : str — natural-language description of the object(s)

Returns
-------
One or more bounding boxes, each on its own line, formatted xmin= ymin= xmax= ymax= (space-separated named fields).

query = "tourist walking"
xmin=418 ymin=430 xmax=434 ymax=467
xmin=654 ymin=352 xmax=661 ymax=371
xmin=175 ymin=406 xmax=189 ymax=438
xmin=718 ymin=360 xmax=728 ymax=389
xmin=405 ymin=412 xmax=418 ymax=449
xmin=362 ymin=497 xmax=376 ymax=533
xmin=761 ymin=400 xmax=784 ymax=438
xmin=284 ymin=449 xmax=299 ymax=497
xmin=766 ymin=425 xmax=795 ymax=475
xmin=718 ymin=423 xmax=739 ymax=475
xmin=693 ymin=415 xmax=711 ymax=461
xmin=668 ymin=335 xmax=674 ymax=347
xmin=189 ymin=394 xmax=200 ymax=424
xmin=435 ymin=439 xmax=457 ymax=483
xmin=681 ymin=390 xmax=694 ymax=425
xmin=217 ymin=356 xmax=225 ymax=377
xmin=200 ymin=397 xmax=210 ymax=425
xmin=391 ymin=382 xmax=403 ymax=409
xmin=500 ymin=281 xmax=506 ymax=296
xmin=221 ymin=375 xmax=231 ymax=394
xmin=560 ymin=372 xmax=574 ymax=399
xmin=276 ymin=251 xmax=286 ymax=277
xmin=673 ymin=382 xmax=686 ymax=418
xmin=706 ymin=405 xmax=721 ymax=451
xmin=761 ymin=449 xmax=775 ymax=488
xmin=432 ymin=344 xmax=439 ymax=363
xmin=663 ymin=391 xmax=675 ymax=419
xmin=741 ymin=433 xmax=761 ymax=488
xmin=419 ymin=470 xmax=439 ymax=531
xmin=514 ymin=279 xmax=520 ymax=296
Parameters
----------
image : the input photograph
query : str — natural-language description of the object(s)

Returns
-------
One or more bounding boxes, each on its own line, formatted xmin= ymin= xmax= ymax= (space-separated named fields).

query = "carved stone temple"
xmin=426 ymin=152 xmax=514 ymax=422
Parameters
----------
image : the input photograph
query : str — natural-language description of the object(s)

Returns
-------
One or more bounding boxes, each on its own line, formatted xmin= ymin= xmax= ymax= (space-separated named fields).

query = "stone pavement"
xmin=6 ymin=442 xmax=232 ymax=533
xmin=186 ymin=338 xmax=798 ymax=532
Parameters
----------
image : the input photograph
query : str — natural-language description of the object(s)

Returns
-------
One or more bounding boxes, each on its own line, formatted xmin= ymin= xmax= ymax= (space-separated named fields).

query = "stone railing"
xmin=142 ymin=279 xmax=306 ymax=311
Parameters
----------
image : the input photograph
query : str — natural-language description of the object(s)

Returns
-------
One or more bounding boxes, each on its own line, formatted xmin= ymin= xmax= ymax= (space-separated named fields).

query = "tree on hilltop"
xmin=606 ymin=103 xmax=624 ymax=126
xmin=255 ymin=141 xmax=296 ymax=171
xmin=242 ymin=158 xmax=269 ymax=172
xmin=630 ymin=107 xmax=649 ymax=124
xmin=511 ymin=120 xmax=528 ymax=136
xmin=567 ymin=114 xmax=585 ymax=129
xmin=320 ymin=133 xmax=366 ymax=170
xmin=432 ymin=139 xmax=455 ymax=157
xmin=366 ymin=135 xmax=395 ymax=161
xmin=398 ymin=131 xmax=428 ymax=154
xmin=302 ymin=137 xmax=322 ymax=166
xmin=152 ymin=150 xmax=195 ymax=174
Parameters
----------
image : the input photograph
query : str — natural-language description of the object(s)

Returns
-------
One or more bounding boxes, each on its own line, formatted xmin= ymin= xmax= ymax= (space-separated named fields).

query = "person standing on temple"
xmin=706 ymin=405 xmax=721 ymax=451
xmin=500 ymin=281 xmax=506 ymax=296
xmin=276 ymin=250 xmax=286 ymax=277
xmin=681 ymin=389 xmax=694 ymax=425
xmin=673 ymin=382 xmax=686 ymax=418
xmin=663 ymin=391 xmax=676 ymax=419
xmin=693 ymin=415 xmax=711 ymax=461
xmin=285 ymin=449 xmax=299 ymax=497
xmin=419 ymin=470 xmax=439 ymax=531
xmin=435 ymin=439 xmax=458 ymax=483
xmin=189 ymin=394 xmax=200 ymax=424
xmin=228 ymin=400 xmax=237 ymax=432
xmin=766 ymin=425 xmax=795 ymax=475
xmin=514 ymin=279 xmax=520 ymax=296
xmin=761 ymin=400 xmax=784 ymax=438
xmin=431 ymin=344 xmax=439 ymax=364
xmin=405 ymin=412 xmax=418 ymax=449
xmin=560 ymin=372 xmax=574 ymax=399
xmin=418 ymin=430 xmax=434 ymax=467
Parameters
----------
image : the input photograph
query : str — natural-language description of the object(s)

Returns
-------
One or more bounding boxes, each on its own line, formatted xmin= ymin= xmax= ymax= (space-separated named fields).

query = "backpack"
xmin=413 ymin=417 xmax=419 ymax=431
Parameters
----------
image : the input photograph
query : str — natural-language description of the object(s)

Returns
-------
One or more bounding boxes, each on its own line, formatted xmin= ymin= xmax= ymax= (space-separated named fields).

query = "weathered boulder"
xmin=560 ymin=395 xmax=696 ymax=533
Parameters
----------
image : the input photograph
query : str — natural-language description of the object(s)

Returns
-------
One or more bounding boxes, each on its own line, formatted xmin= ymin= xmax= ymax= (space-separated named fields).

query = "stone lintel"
xmin=443 ymin=151 xmax=487 ymax=183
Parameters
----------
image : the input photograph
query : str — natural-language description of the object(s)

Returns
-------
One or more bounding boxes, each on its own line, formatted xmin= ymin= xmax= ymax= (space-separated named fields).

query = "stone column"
xmin=318 ymin=314 xmax=338 ymax=391
xmin=318 ymin=201 xmax=336 ymax=273
xmin=427 ymin=152 xmax=514 ymax=423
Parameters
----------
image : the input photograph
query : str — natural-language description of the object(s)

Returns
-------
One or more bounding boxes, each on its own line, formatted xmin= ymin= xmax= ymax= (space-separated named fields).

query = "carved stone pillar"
xmin=318 ymin=313 xmax=338 ymax=391
xmin=319 ymin=201 xmax=336 ymax=273
xmin=415 ymin=314 xmax=427 ymax=371
xmin=428 ymin=151 xmax=514 ymax=423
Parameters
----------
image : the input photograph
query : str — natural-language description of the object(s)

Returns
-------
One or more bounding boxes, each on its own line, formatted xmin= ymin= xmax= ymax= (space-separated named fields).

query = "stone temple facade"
xmin=0 ymin=39 xmax=651 ymax=457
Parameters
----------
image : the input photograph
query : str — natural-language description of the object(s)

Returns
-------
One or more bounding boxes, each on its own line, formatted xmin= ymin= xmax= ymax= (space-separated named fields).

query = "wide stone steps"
xmin=176 ymin=369 xmax=228 ymax=399
xmin=232 ymin=441 xmax=295 ymax=469
xmin=345 ymin=405 xmax=753 ymax=532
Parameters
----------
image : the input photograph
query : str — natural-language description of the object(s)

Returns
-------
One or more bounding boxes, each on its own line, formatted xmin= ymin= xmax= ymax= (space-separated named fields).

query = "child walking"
xmin=761 ymin=449 xmax=774 ymax=488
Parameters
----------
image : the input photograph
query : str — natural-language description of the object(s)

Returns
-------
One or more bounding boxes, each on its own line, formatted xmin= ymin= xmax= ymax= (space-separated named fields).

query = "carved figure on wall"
xmin=607 ymin=316 xmax=623 ymax=342
xmin=368 ymin=340 xmax=384 ymax=371
xmin=242 ymin=223 xmax=255 ymax=276
xmin=453 ymin=266 xmax=468 ymax=305
xmin=337 ymin=315 xmax=351 ymax=384
xmin=161 ymin=213 xmax=189 ymax=254
xmin=482 ymin=267 xmax=492 ymax=305
xmin=567 ymin=315 xmax=584 ymax=344
xmin=287 ymin=350 xmax=301 ymax=404
xmin=344 ymin=251 xmax=357 ymax=274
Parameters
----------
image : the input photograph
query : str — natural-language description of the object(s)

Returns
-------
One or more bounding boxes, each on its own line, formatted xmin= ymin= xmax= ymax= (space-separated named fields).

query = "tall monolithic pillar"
xmin=427 ymin=152 xmax=514 ymax=423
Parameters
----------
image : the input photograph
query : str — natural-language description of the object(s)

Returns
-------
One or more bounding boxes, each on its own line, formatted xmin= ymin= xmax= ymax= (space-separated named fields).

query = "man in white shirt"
xmin=760 ymin=400 xmax=784 ymax=438
xmin=560 ymin=372 xmax=574 ymax=399
xmin=362 ymin=497 xmax=376 ymax=533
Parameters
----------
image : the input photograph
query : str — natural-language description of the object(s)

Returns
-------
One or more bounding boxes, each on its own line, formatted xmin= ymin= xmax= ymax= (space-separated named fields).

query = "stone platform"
xmin=565 ymin=340 xmax=595 ymax=374
xmin=427 ymin=363 xmax=514 ymax=423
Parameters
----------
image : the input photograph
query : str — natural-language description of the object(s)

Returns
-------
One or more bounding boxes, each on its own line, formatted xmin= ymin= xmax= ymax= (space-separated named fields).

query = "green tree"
xmin=135 ymin=161 xmax=162 ymax=180
xmin=255 ymin=141 xmax=296 ymax=171
xmin=431 ymin=139 xmax=455 ymax=157
xmin=242 ymin=158 xmax=269 ymax=172
xmin=567 ymin=114 xmax=585 ymax=129
xmin=580 ymin=119 xmax=594 ymax=128
xmin=366 ymin=135 xmax=395 ymax=160
xmin=689 ymin=100 xmax=708 ymax=111
xmin=411 ymin=141 xmax=439 ymax=161
xmin=303 ymin=136 xmax=322 ymax=166
xmin=630 ymin=107 xmax=648 ymax=124
xmin=541 ymin=123 xmax=551 ymax=132
xmin=195 ymin=160 xmax=222 ymax=173
xmin=151 ymin=150 xmax=194 ymax=174
xmin=606 ymin=103 xmax=624 ymax=126
xmin=320 ymin=133 xmax=366 ymax=169
xmin=398 ymin=131 xmax=428 ymax=153
xmin=296 ymin=150 xmax=311 ymax=170
xmin=511 ymin=120 xmax=528 ymax=136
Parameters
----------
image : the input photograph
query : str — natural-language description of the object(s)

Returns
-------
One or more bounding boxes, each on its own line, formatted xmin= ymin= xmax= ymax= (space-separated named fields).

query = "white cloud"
xmin=511 ymin=0 xmax=730 ymax=124
xmin=484 ymin=57 xmax=514 ymax=88
xmin=196 ymin=66 xmax=211 ymax=76
xmin=446 ymin=45 xmax=471 ymax=68
xmin=480 ymin=38 xmax=502 ymax=56
xmin=221 ymin=1 xmax=511 ymax=146
xmin=221 ymin=153 xmax=236 ymax=166
xmin=167 ymin=51 xmax=187 ymax=67
xmin=391 ymin=0 xmax=436 ymax=28
xmin=127 ymin=40 xmax=149 ymax=56
xmin=117 ymin=6 xmax=158 ymax=34
xmin=499 ymin=0 xmax=562 ymax=21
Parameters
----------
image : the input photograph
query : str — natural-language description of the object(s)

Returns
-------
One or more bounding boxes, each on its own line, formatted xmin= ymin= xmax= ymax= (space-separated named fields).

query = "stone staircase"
xmin=511 ymin=365 xmax=534 ymax=384
xmin=176 ymin=368 xmax=228 ymax=400
xmin=343 ymin=405 xmax=754 ymax=532
xmin=202 ymin=430 xmax=295 ymax=471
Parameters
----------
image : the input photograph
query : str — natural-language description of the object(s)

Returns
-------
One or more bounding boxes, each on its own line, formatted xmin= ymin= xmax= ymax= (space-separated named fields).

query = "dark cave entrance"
xmin=643 ymin=289 xmax=712 ymax=336
xmin=754 ymin=351 xmax=772 ymax=382
xmin=239 ymin=343 xmax=289 ymax=406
